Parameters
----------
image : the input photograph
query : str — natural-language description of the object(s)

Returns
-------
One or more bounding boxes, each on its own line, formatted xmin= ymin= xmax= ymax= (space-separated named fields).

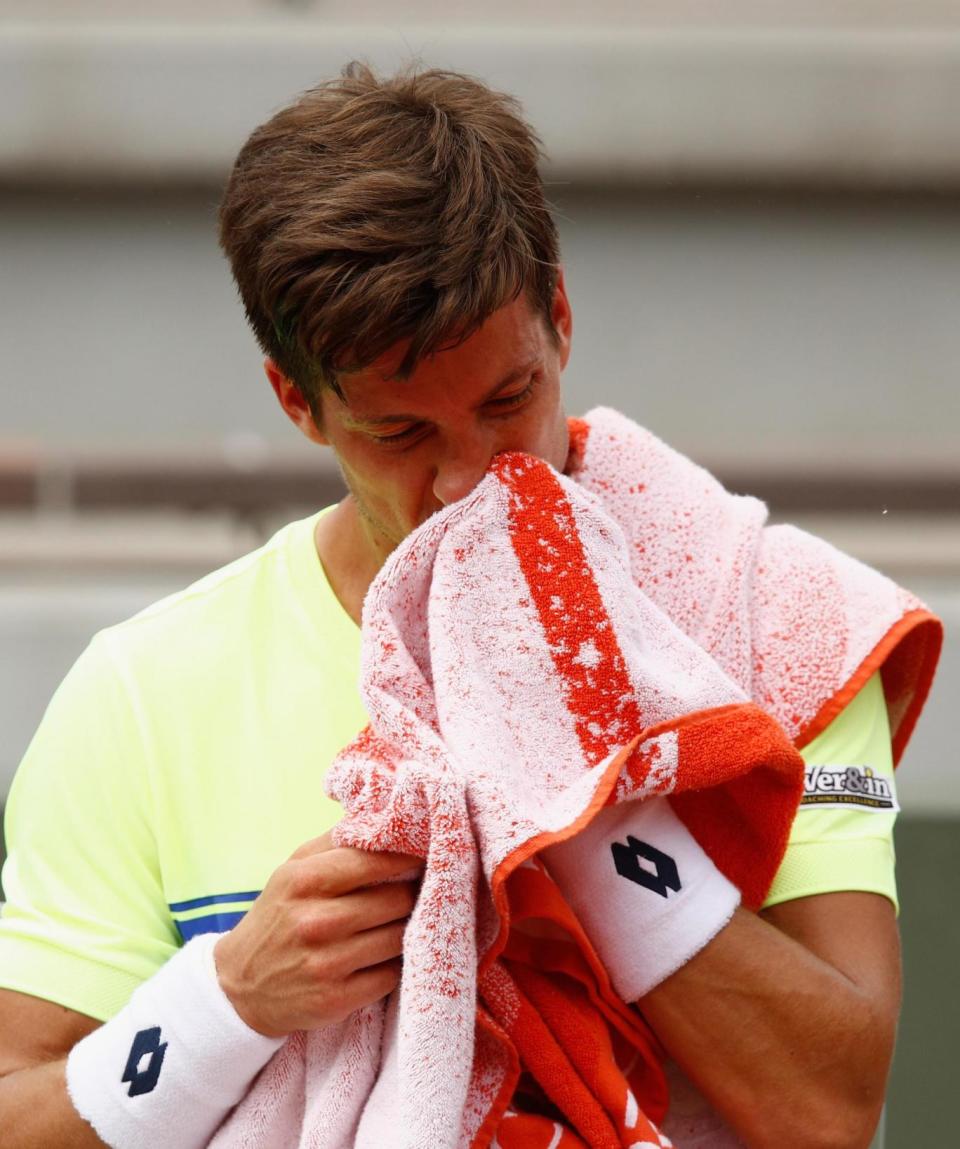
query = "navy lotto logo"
xmin=122 ymin=1027 xmax=167 ymax=1097
xmin=611 ymin=836 xmax=682 ymax=898
xmin=802 ymin=765 xmax=899 ymax=811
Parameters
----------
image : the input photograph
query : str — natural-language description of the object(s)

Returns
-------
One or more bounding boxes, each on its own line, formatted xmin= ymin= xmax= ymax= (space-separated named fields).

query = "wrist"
xmin=212 ymin=931 xmax=280 ymax=1039
xmin=543 ymin=796 xmax=740 ymax=1002
xmin=66 ymin=934 xmax=284 ymax=1149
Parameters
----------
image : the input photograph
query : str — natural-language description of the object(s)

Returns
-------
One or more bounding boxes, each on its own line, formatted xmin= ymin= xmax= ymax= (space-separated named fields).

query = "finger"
xmin=300 ymin=881 xmax=418 ymax=944
xmin=331 ymin=960 xmax=403 ymax=1022
xmin=302 ymin=920 xmax=407 ymax=1005
xmin=342 ymin=846 xmax=425 ymax=885
xmin=337 ymin=919 xmax=408 ymax=975
xmin=299 ymin=846 xmax=424 ymax=898
xmin=288 ymin=830 xmax=337 ymax=860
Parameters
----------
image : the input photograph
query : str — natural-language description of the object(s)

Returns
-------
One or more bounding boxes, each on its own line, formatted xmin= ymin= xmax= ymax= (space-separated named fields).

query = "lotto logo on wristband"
xmin=121 ymin=1027 xmax=168 ymax=1097
xmin=611 ymin=836 xmax=682 ymax=899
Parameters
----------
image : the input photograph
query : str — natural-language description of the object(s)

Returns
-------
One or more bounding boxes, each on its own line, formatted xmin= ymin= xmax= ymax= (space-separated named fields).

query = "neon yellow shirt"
xmin=765 ymin=671 xmax=897 ymax=909
xmin=0 ymin=511 xmax=898 ymax=1022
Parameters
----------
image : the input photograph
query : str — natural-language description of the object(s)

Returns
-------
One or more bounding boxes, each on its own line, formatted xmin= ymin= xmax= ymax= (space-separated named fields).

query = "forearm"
xmin=640 ymin=905 xmax=896 ymax=1149
xmin=0 ymin=1060 xmax=107 ymax=1149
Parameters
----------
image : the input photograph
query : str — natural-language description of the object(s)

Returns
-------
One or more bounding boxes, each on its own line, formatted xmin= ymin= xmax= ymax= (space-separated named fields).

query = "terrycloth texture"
xmin=567 ymin=408 xmax=941 ymax=764
xmin=212 ymin=410 xmax=941 ymax=1149
xmin=67 ymin=934 xmax=283 ymax=1149
xmin=212 ymin=449 xmax=806 ymax=1149
xmin=542 ymin=796 xmax=742 ymax=1003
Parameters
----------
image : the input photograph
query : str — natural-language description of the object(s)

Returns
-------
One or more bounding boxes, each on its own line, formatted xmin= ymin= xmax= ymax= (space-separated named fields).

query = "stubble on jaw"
xmin=352 ymin=491 xmax=403 ymax=554
xmin=335 ymin=473 xmax=407 ymax=572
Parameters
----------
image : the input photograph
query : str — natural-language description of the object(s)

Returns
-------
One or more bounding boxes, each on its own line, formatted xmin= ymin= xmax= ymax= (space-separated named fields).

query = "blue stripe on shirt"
xmin=175 ymin=910 xmax=249 ymax=941
xmin=167 ymin=890 xmax=261 ymax=914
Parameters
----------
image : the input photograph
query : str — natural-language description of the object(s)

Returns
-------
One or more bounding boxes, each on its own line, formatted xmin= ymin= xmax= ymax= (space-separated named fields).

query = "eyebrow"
xmin=340 ymin=359 xmax=542 ymax=429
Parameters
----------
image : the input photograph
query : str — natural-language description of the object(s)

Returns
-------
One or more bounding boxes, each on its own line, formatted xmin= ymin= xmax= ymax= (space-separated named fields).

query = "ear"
xmin=551 ymin=269 xmax=573 ymax=370
xmin=264 ymin=359 xmax=329 ymax=446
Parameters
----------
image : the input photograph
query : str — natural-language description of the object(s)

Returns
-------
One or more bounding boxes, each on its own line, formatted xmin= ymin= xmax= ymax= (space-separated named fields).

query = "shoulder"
xmin=94 ymin=512 xmax=323 ymax=686
xmin=111 ymin=512 xmax=318 ymax=635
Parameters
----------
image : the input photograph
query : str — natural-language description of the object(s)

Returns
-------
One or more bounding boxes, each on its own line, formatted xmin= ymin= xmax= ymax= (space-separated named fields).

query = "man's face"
xmin=313 ymin=282 xmax=572 ymax=567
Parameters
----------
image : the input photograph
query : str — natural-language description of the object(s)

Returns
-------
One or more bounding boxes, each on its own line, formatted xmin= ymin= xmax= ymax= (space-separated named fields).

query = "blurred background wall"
xmin=1 ymin=4 xmax=958 ymax=1143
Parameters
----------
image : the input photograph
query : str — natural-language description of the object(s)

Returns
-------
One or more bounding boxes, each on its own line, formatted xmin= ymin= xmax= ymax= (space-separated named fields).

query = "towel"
xmin=211 ymin=409 xmax=940 ymax=1149
xmin=567 ymin=408 xmax=941 ymax=763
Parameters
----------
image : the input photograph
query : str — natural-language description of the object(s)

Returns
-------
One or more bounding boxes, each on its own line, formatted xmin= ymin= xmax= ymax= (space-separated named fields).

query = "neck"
xmin=313 ymin=498 xmax=388 ymax=625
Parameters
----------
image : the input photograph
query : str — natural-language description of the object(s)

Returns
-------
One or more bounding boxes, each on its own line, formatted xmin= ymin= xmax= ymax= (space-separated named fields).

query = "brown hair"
xmin=218 ymin=62 xmax=560 ymax=403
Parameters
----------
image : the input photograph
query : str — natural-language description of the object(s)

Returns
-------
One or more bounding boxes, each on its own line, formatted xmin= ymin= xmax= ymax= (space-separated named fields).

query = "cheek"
xmin=527 ymin=400 xmax=568 ymax=468
xmin=345 ymin=452 xmax=429 ymax=515
xmin=339 ymin=441 xmax=392 ymax=488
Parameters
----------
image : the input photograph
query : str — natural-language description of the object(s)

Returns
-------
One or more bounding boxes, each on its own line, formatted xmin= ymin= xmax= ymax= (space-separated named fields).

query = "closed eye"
xmin=486 ymin=378 xmax=537 ymax=412
xmin=369 ymin=422 xmax=427 ymax=447
xmin=365 ymin=375 xmax=538 ymax=448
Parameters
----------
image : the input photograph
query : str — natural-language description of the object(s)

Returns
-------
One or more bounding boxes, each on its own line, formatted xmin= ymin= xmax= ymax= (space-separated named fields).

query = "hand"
xmin=214 ymin=831 xmax=423 ymax=1038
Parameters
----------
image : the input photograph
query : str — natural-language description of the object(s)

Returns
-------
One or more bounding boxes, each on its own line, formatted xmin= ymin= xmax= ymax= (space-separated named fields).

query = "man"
xmin=0 ymin=64 xmax=911 ymax=1147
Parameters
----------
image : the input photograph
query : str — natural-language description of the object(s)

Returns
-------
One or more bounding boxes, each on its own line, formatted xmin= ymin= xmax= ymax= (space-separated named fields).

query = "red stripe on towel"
xmin=494 ymin=454 xmax=643 ymax=765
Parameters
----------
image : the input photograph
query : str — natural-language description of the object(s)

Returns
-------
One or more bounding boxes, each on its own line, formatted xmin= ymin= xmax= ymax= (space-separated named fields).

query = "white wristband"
xmin=542 ymin=797 xmax=740 ymax=1002
xmin=66 ymin=934 xmax=284 ymax=1149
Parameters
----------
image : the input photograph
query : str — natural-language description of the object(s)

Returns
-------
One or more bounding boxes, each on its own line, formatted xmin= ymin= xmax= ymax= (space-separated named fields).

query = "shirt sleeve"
xmin=762 ymin=672 xmax=899 ymax=912
xmin=0 ymin=634 xmax=179 ymax=1021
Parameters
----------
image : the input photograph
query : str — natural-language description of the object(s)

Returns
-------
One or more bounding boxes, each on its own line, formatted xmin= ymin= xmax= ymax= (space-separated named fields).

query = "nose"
xmin=432 ymin=431 xmax=496 ymax=507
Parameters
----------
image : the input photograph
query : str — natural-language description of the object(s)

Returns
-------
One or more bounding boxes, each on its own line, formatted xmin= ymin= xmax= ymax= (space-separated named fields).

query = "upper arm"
xmin=0 ymin=636 xmax=177 ymax=1024
xmin=764 ymin=672 xmax=900 ymax=912
xmin=760 ymin=675 xmax=903 ymax=1053
xmin=761 ymin=891 xmax=901 ymax=1032
xmin=0 ymin=989 xmax=99 ymax=1077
